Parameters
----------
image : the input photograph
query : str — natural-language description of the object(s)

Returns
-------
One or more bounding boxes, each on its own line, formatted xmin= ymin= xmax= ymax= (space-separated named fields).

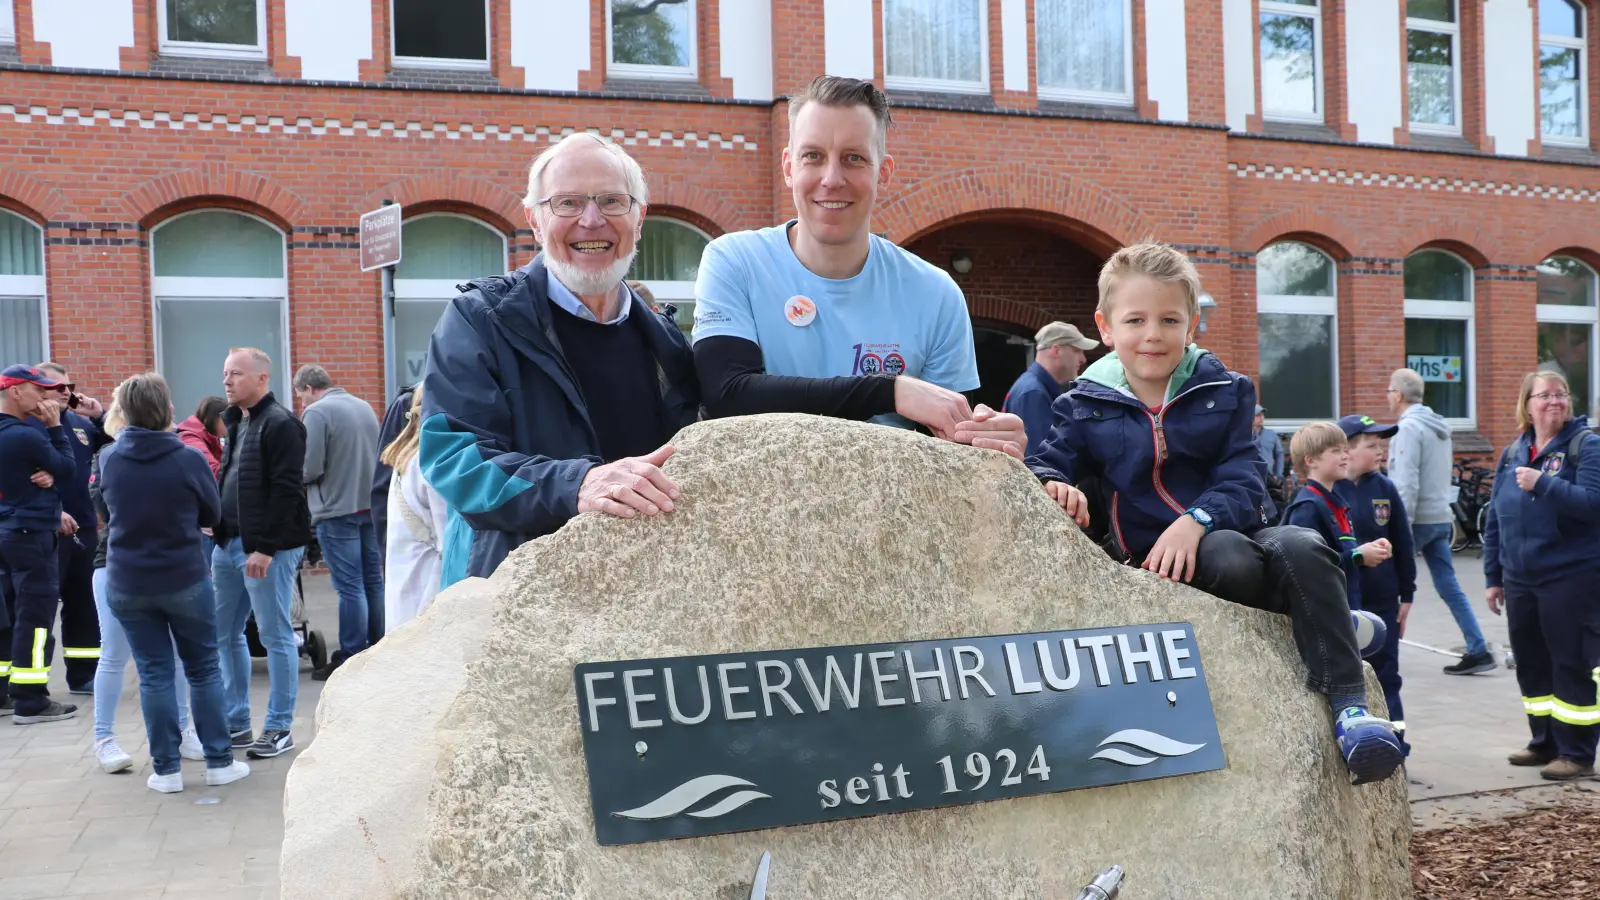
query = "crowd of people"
xmin=1 ymin=74 xmax=1595 ymax=794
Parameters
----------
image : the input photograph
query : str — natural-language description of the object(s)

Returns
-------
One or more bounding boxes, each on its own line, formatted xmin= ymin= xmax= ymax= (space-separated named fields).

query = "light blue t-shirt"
xmin=692 ymin=222 xmax=979 ymax=427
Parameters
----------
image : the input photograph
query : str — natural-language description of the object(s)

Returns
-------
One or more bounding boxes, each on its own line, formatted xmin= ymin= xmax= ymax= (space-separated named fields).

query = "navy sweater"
xmin=1338 ymin=472 xmax=1417 ymax=608
xmin=1483 ymin=415 xmax=1600 ymax=588
xmin=25 ymin=409 xmax=111 ymax=525
xmin=0 ymin=412 xmax=75 ymax=532
xmin=100 ymin=427 xmax=221 ymax=594
xmin=1284 ymin=481 xmax=1363 ymax=610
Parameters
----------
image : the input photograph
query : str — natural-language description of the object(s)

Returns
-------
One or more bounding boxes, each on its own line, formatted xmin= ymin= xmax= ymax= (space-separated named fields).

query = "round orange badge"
xmin=784 ymin=295 xmax=817 ymax=327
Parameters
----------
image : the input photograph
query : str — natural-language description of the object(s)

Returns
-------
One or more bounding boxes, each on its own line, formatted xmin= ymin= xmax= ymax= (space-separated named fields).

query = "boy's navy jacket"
xmin=25 ymin=409 xmax=111 ymax=525
xmin=99 ymin=426 xmax=221 ymax=595
xmin=1337 ymin=472 xmax=1417 ymax=607
xmin=0 ymin=413 xmax=76 ymax=532
xmin=1482 ymin=414 xmax=1600 ymax=588
xmin=1284 ymin=481 xmax=1364 ymax=610
xmin=419 ymin=257 xmax=701 ymax=587
xmin=1026 ymin=346 xmax=1267 ymax=562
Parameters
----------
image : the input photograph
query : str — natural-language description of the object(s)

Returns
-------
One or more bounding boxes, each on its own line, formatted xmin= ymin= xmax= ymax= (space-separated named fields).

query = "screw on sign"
xmin=360 ymin=204 xmax=403 ymax=272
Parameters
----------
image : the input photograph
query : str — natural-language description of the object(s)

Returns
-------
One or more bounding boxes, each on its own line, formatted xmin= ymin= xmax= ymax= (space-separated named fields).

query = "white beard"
xmin=545 ymin=248 xmax=637 ymax=303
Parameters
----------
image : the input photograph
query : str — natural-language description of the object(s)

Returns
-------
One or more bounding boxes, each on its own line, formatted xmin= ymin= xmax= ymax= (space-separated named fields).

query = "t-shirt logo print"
xmin=1371 ymin=498 xmax=1390 ymax=527
xmin=783 ymin=295 xmax=816 ymax=327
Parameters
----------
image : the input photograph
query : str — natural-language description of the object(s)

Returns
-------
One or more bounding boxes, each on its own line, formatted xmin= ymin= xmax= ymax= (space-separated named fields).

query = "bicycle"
xmin=1449 ymin=457 xmax=1495 ymax=553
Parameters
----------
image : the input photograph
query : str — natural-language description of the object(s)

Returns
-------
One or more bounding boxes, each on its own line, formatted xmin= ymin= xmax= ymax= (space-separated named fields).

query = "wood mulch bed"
xmin=1411 ymin=791 xmax=1600 ymax=898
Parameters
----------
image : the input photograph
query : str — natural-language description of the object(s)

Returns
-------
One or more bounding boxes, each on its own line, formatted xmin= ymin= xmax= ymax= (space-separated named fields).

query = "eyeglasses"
xmin=536 ymin=192 xmax=637 ymax=218
xmin=1531 ymin=391 xmax=1572 ymax=402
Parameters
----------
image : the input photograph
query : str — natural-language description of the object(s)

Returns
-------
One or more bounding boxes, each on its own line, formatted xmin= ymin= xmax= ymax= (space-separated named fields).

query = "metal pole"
xmin=380 ymin=199 xmax=397 ymax=402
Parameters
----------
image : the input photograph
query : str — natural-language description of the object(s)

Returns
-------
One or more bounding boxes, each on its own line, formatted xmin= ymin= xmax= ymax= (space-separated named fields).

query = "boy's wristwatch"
xmin=1184 ymin=507 xmax=1214 ymax=533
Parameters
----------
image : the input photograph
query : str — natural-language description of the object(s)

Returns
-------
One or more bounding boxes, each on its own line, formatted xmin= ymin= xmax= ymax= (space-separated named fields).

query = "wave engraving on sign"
xmin=1089 ymin=729 xmax=1207 ymax=767
xmin=612 ymin=774 xmax=771 ymax=821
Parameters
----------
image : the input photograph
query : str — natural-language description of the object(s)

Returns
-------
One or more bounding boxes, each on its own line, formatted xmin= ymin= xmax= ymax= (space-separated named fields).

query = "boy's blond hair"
xmin=1289 ymin=422 xmax=1348 ymax=478
xmin=1096 ymin=242 xmax=1203 ymax=321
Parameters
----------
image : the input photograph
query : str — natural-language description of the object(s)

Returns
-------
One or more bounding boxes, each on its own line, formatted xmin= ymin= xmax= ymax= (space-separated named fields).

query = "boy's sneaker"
xmin=246 ymin=730 xmax=294 ymax=759
xmin=1350 ymin=610 xmax=1387 ymax=658
xmin=229 ymin=728 xmax=254 ymax=749
xmin=205 ymin=760 xmax=251 ymax=786
xmin=13 ymin=700 xmax=78 ymax=724
xmin=1334 ymin=707 xmax=1405 ymax=785
xmin=147 ymin=771 xmax=184 ymax=794
xmin=94 ymin=737 xmax=132 ymax=774
xmin=1443 ymin=650 xmax=1497 ymax=675
xmin=179 ymin=727 xmax=205 ymax=761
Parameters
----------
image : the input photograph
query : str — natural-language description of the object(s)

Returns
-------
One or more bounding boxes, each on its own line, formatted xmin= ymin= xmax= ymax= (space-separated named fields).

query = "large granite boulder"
xmin=281 ymin=413 xmax=1411 ymax=899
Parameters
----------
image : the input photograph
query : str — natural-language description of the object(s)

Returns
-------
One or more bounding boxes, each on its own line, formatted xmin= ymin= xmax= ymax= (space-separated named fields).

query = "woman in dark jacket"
xmin=99 ymin=374 xmax=247 ymax=794
xmin=1482 ymin=370 xmax=1600 ymax=781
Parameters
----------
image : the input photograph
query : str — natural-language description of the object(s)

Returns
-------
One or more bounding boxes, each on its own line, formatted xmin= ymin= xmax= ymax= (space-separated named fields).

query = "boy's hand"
xmin=1356 ymin=538 xmax=1392 ymax=566
xmin=1144 ymin=515 xmax=1206 ymax=583
xmin=1044 ymin=481 xmax=1090 ymax=528
xmin=1396 ymin=602 xmax=1411 ymax=638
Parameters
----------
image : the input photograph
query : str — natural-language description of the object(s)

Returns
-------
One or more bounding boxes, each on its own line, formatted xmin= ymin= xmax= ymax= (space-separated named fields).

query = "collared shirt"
xmin=545 ymin=269 xmax=630 ymax=325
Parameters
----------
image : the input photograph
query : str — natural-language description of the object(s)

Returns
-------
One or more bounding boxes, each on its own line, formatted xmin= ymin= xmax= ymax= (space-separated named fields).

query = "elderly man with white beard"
xmin=419 ymin=134 xmax=700 ymax=586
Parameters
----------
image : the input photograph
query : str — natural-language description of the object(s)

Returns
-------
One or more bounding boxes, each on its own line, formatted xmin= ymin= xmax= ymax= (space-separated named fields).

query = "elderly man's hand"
xmin=894 ymin=377 xmax=972 ymax=440
xmin=578 ymin=445 xmax=681 ymax=519
xmin=30 ymin=470 xmax=54 ymax=489
xmin=953 ymin=405 xmax=1026 ymax=460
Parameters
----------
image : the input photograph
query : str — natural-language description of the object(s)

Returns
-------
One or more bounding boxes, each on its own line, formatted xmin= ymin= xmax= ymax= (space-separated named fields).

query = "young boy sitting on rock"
xmin=1027 ymin=243 xmax=1404 ymax=785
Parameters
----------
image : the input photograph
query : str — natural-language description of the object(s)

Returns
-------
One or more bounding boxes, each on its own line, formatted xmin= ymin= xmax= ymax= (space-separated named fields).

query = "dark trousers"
xmin=1363 ymin=595 xmax=1408 ymax=756
xmin=1174 ymin=526 xmax=1368 ymax=698
xmin=1505 ymin=577 xmax=1600 ymax=765
xmin=0 ymin=529 xmax=62 ymax=714
xmin=56 ymin=524 xmax=101 ymax=687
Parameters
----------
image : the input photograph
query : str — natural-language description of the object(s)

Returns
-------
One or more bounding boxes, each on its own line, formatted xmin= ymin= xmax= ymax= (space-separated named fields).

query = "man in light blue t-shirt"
xmin=692 ymin=75 xmax=1027 ymax=457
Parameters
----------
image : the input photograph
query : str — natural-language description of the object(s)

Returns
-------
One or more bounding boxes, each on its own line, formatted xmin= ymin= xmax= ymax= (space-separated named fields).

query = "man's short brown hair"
xmin=788 ymin=75 xmax=893 ymax=161
xmin=1289 ymin=422 xmax=1348 ymax=477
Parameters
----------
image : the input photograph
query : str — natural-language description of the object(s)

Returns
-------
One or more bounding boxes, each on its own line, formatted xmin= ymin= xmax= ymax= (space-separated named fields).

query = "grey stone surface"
xmin=284 ymin=413 xmax=1414 ymax=899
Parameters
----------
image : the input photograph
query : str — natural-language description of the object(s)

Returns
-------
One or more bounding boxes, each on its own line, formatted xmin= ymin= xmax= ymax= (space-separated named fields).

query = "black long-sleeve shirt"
xmin=694 ymin=335 xmax=898 ymax=420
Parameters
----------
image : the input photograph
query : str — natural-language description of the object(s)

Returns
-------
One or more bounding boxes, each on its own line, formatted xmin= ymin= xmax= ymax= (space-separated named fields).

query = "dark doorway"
xmin=973 ymin=327 xmax=1034 ymax=412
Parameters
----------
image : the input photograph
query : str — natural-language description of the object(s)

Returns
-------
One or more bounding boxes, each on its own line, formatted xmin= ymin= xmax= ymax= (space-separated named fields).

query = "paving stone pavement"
xmin=0 ymin=553 xmax=1586 ymax=897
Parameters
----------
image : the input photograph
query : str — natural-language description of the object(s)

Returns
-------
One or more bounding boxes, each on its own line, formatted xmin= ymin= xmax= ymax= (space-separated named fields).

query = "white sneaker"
xmin=205 ymin=760 xmax=250 ymax=786
xmin=147 ymin=771 xmax=184 ymax=793
xmin=179 ymin=727 xmax=204 ymax=761
xmin=94 ymin=737 xmax=132 ymax=774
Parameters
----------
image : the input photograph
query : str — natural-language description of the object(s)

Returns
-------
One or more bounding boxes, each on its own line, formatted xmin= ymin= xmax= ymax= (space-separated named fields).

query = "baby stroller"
xmin=245 ymin=537 xmax=331 ymax=670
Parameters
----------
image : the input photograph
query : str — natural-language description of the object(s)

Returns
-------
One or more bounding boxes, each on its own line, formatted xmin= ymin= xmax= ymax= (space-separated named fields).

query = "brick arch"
xmin=1395 ymin=221 xmax=1498 ymax=268
xmin=1524 ymin=222 xmax=1600 ymax=270
xmin=645 ymin=172 xmax=743 ymax=234
xmin=1241 ymin=207 xmax=1360 ymax=260
xmin=360 ymin=173 xmax=525 ymax=235
xmin=400 ymin=201 xmax=517 ymax=238
xmin=967 ymin=295 xmax=1055 ymax=332
xmin=123 ymin=166 xmax=305 ymax=229
xmin=875 ymin=163 xmax=1155 ymax=252
xmin=0 ymin=168 xmax=68 ymax=223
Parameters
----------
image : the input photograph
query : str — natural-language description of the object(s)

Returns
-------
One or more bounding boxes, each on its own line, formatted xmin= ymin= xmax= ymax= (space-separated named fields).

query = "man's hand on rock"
xmin=1044 ymin=481 xmax=1090 ymax=528
xmin=893 ymin=377 xmax=971 ymax=440
xmin=952 ymin=405 xmax=1025 ymax=461
xmin=1143 ymin=515 xmax=1206 ymax=584
xmin=578 ymin=445 xmax=681 ymax=519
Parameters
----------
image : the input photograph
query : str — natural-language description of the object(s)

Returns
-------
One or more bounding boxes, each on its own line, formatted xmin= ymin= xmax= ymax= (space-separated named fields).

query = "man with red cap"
xmin=0 ymin=364 xmax=80 ymax=722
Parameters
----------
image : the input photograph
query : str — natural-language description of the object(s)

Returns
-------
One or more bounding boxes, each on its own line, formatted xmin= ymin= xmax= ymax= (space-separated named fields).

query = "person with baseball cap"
xmin=1003 ymin=322 xmax=1098 ymax=454
xmin=0 ymin=364 xmax=80 ymax=722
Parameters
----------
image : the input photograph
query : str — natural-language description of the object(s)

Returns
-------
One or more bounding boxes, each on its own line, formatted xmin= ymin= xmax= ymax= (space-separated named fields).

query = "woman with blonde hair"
xmin=383 ymin=386 xmax=451 ymax=632
xmin=1482 ymin=369 xmax=1600 ymax=781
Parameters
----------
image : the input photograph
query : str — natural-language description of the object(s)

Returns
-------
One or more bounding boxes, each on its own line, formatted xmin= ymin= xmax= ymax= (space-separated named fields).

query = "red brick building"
xmin=2 ymin=0 xmax=1597 ymax=452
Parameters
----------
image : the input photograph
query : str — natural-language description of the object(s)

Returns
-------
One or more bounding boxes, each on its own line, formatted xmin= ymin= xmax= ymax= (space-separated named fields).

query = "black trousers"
xmin=1505 ymin=577 xmax=1599 ymax=765
xmin=0 ymin=529 xmax=62 ymax=715
xmin=55 ymin=524 xmax=100 ymax=687
xmin=1164 ymin=526 xmax=1368 ymax=698
xmin=1363 ymin=595 xmax=1408 ymax=755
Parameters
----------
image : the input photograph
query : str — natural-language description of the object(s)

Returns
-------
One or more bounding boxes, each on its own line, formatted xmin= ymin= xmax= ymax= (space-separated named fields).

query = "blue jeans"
xmin=212 ymin=539 xmax=304 ymax=733
xmin=1413 ymin=522 xmax=1489 ymax=656
xmin=315 ymin=512 xmax=385 ymax=658
xmin=104 ymin=577 xmax=234 ymax=776
xmin=92 ymin=568 xmax=191 ymax=741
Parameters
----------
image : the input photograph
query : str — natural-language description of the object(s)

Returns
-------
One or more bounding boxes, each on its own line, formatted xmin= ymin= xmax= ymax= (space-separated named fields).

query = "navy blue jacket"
xmin=1483 ymin=415 xmax=1600 ymax=588
xmin=26 ymin=409 xmax=111 ymax=526
xmin=1003 ymin=362 xmax=1062 ymax=455
xmin=100 ymin=426 xmax=221 ymax=594
xmin=420 ymin=258 xmax=700 ymax=585
xmin=1337 ymin=472 xmax=1417 ymax=608
xmin=1284 ymin=481 xmax=1363 ymax=610
xmin=0 ymin=412 xmax=75 ymax=532
xmin=1027 ymin=349 xmax=1268 ymax=562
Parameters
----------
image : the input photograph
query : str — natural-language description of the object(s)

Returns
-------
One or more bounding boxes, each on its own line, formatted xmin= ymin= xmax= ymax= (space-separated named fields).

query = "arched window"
xmin=1403 ymin=250 xmax=1473 ymax=423
xmin=0 ymin=209 xmax=46 ymax=365
xmin=1536 ymin=255 xmax=1598 ymax=415
xmin=627 ymin=218 xmax=710 ymax=334
xmin=1256 ymin=240 xmax=1337 ymax=422
xmin=151 ymin=210 xmax=287 ymax=418
xmin=1540 ymin=0 xmax=1588 ymax=146
xmin=391 ymin=214 xmax=507 ymax=394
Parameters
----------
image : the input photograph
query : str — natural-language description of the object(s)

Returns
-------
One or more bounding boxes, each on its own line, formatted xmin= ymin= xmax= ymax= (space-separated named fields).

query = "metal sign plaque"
xmin=574 ymin=622 xmax=1225 ymax=846
xmin=358 ymin=203 xmax=402 ymax=272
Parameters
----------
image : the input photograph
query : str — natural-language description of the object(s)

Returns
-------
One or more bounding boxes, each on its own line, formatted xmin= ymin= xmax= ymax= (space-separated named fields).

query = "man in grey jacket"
xmin=1387 ymin=367 xmax=1495 ymax=675
xmin=295 ymin=365 xmax=383 ymax=680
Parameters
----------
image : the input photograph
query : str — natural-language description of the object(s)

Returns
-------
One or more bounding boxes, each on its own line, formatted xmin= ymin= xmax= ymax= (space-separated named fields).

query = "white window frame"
xmin=1256 ymin=246 xmax=1339 ymax=428
xmin=156 ymin=0 xmax=268 ymax=61
xmin=1402 ymin=251 xmax=1475 ymax=427
xmin=1260 ymin=0 xmax=1324 ymax=124
xmin=0 ymin=0 xmax=16 ymax=45
xmin=1406 ymin=1 xmax=1462 ymax=135
xmin=1536 ymin=257 xmax=1600 ymax=409
xmin=883 ymin=0 xmax=992 ymax=95
xmin=0 ymin=212 xmax=48 ymax=359
xmin=1034 ymin=0 xmax=1134 ymax=106
xmin=1540 ymin=2 xmax=1590 ymax=147
xmin=605 ymin=0 xmax=699 ymax=81
xmin=387 ymin=213 xmax=507 ymax=398
xmin=391 ymin=0 xmax=492 ymax=71
xmin=149 ymin=210 xmax=290 ymax=398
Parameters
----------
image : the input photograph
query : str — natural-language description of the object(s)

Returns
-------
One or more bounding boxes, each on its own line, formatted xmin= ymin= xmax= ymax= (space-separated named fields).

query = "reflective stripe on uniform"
xmin=8 ymin=668 xmax=49 ymax=684
xmin=0 ymin=662 xmax=10 ymax=676
xmin=1523 ymin=695 xmax=1555 ymax=716
xmin=30 ymin=628 xmax=46 ymax=670
xmin=13 ymin=629 xmax=52 ymax=683
xmin=1552 ymin=698 xmax=1600 ymax=726
xmin=61 ymin=647 xmax=100 ymax=659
